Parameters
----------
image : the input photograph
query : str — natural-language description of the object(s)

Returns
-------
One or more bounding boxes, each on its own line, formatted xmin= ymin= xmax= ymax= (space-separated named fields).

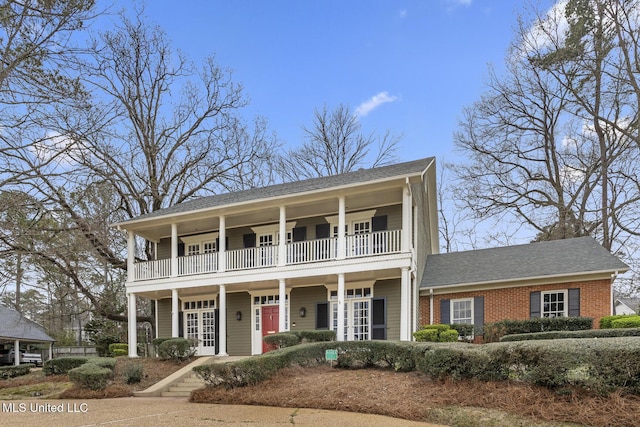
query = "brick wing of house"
xmin=114 ymin=157 xmax=438 ymax=356
xmin=420 ymin=237 xmax=629 ymax=335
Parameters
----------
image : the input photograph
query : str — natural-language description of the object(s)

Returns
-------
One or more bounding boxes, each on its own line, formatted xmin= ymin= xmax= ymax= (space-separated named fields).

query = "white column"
xmin=337 ymin=197 xmax=346 ymax=260
xmin=155 ymin=300 xmax=159 ymax=339
xmin=278 ymin=206 xmax=286 ymax=266
xmin=219 ymin=215 xmax=226 ymax=272
xmin=171 ymin=223 xmax=178 ymax=277
xmin=171 ymin=289 xmax=179 ymax=337
xmin=400 ymin=267 xmax=410 ymax=340
xmin=278 ymin=279 xmax=286 ymax=331
xmin=402 ymin=183 xmax=412 ymax=252
xmin=128 ymin=293 xmax=138 ymax=357
xmin=337 ymin=273 xmax=345 ymax=341
xmin=218 ymin=285 xmax=228 ymax=356
xmin=127 ymin=231 xmax=135 ymax=282
xmin=48 ymin=343 xmax=53 ymax=363
xmin=13 ymin=340 xmax=19 ymax=366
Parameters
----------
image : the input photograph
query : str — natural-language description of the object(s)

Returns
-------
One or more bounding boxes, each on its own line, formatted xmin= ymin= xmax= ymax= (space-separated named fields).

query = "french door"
xmin=184 ymin=309 xmax=216 ymax=355
xmin=331 ymin=298 xmax=371 ymax=341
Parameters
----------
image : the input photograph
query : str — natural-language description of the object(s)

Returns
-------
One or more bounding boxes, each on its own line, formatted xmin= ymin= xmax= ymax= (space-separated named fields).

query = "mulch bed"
xmin=191 ymin=365 xmax=640 ymax=427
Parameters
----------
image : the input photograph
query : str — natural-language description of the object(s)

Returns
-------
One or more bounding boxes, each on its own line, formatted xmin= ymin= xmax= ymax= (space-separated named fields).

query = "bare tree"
xmin=0 ymin=9 xmax=278 ymax=323
xmin=277 ymin=103 xmax=400 ymax=181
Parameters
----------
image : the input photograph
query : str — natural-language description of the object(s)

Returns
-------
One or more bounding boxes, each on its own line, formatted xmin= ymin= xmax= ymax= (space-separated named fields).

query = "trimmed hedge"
xmin=43 ymin=357 xmax=88 ymax=376
xmin=158 ymin=338 xmax=197 ymax=361
xmin=600 ymin=314 xmax=640 ymax=329
xmin=108 ymin=343 xmax=128 ymax=357
xmin=68 ymin=363 xmax=113 ymax=390
xmin=612 ymin=317 xmax=640 ymax=329
xmin=0 ymin=364 xmax=34 ymax=379
xmin=501 ymin=328 xmax=640 ymax=342
xmin=414 ymin=324 xmax=459 ymax=342
xmin=292 ymin=330 xmax=336 ymax=342
xmin=484 ymin=317 xmax=593 ymax=342
xmin=263 ymin=332 xmax=300 ymax=349
xmin=194 ymin=338 xmax=640 ymax=395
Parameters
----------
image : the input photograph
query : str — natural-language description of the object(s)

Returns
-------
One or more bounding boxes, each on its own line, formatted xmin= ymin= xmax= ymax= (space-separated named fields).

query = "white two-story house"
xmin=115 ymin=158 xmax=438 ymax=356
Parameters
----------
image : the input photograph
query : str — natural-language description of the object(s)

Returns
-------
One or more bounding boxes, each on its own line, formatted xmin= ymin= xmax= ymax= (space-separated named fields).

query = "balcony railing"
xmin=132 ymin=229 xmax=402 ymax=281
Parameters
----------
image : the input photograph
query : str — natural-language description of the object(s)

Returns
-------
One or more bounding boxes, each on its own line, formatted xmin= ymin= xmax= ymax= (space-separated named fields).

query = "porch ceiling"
xmin=127 ymin=184 xmax=404 ymax=242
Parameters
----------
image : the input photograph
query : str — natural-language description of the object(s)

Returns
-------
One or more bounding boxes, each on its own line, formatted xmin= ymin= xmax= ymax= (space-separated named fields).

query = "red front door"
xmin=262 ymin=305 xmax=279 ymax=353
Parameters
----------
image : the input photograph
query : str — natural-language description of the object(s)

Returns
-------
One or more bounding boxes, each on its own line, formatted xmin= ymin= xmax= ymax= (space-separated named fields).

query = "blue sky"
xmin=121 ymin=0 xmax=555 ymax=166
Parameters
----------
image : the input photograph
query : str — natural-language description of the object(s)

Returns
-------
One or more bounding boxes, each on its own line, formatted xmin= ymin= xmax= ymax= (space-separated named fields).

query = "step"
xmin=161 ymin=391 xmax=191 ymax=397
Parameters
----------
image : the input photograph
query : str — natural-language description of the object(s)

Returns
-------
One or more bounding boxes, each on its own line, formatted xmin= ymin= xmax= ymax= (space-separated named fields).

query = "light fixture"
xmin=299 ymin=307 xmax=306 ymax=318
xmin=236 ymin=311 xmax=242 ymax=321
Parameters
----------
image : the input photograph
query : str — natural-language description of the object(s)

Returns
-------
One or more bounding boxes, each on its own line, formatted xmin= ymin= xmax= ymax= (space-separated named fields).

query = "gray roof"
xmin=0 ymin=307 xmax=55 ymax=342
xmin=123 ymin=157 xmax=434 ymax=224
xmin=421 ymin=237 xmax=629 ymax=289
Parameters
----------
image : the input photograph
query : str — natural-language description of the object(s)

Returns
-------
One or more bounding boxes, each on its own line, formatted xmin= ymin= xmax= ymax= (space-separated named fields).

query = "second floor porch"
xmin=133 ymin=228 xmax=403 ymax=282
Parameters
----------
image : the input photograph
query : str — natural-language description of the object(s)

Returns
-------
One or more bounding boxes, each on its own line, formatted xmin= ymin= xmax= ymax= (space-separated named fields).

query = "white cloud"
xmin=355 ymin=92 xmax=398 ymax=117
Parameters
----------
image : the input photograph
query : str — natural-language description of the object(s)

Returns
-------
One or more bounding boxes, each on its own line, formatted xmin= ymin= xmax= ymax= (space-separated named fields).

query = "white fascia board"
xmin=418 ymin=269 xmax=627 ymax=296
xmin=111 ymin=172 xmax=425 ymax=231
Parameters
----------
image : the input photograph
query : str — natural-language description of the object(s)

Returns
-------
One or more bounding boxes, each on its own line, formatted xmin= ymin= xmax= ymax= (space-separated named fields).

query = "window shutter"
xmin=315 ymin=223 xmax=330 ymax=239
xmin=243 ymin=233 xmax=256 ymax=248
xmin=530 ymin=291 xmax=541 ymax=318
xmin=177 ymin=243 xmax=185 ymax=257
xmin=292 ymin=226 xmax=307 ymax=242
xmin=214 ymin=309 xmax=220 ymax=354
xmin=474 ymin=296 xmax=485 ymax=335
xmin=178 ymin=311 xmax=183 ymax=338
xmin=440 ymin=299 xmax=450 ymax=324
xmin=568 ymin=288 xmax=580 ymax=317
xmin=315 ymin=302 xmax=329 ymax=330
xmin=371 ymin=215 xmax=388 ymax=232
xmin=372 ymin=298 xmax=387 ymax=340
xmin=215 ymin=237 xmax=229 ymax=250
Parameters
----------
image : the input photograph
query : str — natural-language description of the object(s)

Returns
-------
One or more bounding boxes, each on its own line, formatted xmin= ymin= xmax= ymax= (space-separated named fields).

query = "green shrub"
xmin=90 ymin=357 xmax=117 ymax=371
xmin=263 ymin=332 xmax=300 ymax=349
xmin=413 ymin=328 xmax=439 ymax=342
xmin=413 ymin=324 xmax=459 ymax=342
xmin=611 ymin=317 xmax=640 ymax=329
xmin=68 ymin=363 xmax=113 ymax=390
xmin=108 ymin=343 xmax=128 ymax=356
xmin=292 ymin=330 xmax=336 ymax=342
xmin=501 ymin=328 xmax=640 ymax=341
xmin=157 ymin=338 xmax=197 ymax=361
xmin=450 ymin=323 xmax=474 ymax=340
xmin=43 ymin=357 xmax=88 ymax=376
xmin=124 ymin=362 xmax=144 ymax=384
xmin=600 ymin=314 xmax=640 ymax=329
xmin=0 ymin=364 xmax=33 ymax=379
xmin=484 ymin=317 xmax=593 ymax=342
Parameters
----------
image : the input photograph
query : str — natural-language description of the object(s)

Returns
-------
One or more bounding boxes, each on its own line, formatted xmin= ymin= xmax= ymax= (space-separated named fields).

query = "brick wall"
xmin=419 ymin=279 xmax=611 ymax=329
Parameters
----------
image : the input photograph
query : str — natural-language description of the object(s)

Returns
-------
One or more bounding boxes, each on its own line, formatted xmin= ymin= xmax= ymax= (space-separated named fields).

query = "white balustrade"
xmin=132 ymin=230 xmax=402 ymax=281
xmin=134 ymin=258 xmax=171 ymax=281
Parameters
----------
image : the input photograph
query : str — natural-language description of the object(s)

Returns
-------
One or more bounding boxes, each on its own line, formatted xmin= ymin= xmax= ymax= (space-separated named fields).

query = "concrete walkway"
xmin=0 ymin=397 xmax=443 ymax=426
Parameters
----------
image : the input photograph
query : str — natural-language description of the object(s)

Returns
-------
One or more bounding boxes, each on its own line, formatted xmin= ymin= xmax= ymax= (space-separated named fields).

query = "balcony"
xmin=132 ymin=229 xmax=402 ymax=282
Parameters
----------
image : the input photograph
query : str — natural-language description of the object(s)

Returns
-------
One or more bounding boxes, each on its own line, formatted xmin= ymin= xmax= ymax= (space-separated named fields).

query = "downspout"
xmin=429 ymin=288 xmax=434 ymax=325
xmin=610 ymin=271 xmax=618 ymax=316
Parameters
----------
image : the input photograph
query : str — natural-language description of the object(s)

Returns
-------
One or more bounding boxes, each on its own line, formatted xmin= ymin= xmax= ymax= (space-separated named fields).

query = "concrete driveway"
xmin=0 ymin=397 xmax=443 ymax=426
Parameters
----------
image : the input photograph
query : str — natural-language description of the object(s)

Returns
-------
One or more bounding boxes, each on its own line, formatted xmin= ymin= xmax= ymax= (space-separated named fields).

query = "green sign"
xmin=325 ymin=349 xmax=338 ymax=361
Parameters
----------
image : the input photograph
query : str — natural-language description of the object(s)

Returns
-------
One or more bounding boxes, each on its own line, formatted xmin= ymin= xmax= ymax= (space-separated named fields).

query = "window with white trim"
xmin=542 ymin=290 xmax=567 ymax=317
xmin=451 ymin=298 xmax=473 ymax=325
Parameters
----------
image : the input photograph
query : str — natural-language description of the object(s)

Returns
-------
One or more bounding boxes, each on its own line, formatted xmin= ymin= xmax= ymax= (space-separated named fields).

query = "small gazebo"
xmin=0 ymin=307 xmax=54 ymax=365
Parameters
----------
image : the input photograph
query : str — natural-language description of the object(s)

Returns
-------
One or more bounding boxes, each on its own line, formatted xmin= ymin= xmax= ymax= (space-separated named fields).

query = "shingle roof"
xmin=122 ymin=157 xmax=434 ymax=224
xmin=0 ymin=307 xmax=55 ymax=342
xmin=421 ymin=237 xmax=629 ymax=289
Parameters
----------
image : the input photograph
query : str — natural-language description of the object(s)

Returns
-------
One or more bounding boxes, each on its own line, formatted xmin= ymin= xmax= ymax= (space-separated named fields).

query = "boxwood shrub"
xmin=600 ymin=314 xmax=640 ymax=329
xmin=611 ymin=316 xmax=640 ymax=328
xmin=484 ymin=317 xmax=593 ymax=342
xmin=108 ymin=343 xmax=128 ymax=357
xmin=414 ymin=324 xmax=459 ymax=342
xmin=68 ymin=363 xmax=113 ymax=390
xmin=43 ymin=357 xmax=88 ymax=376
xmin=0 ymin=364 xmax=33 ymax=379
xmin=157 ymin=338 xmax=197 ymax=361
xmin=501 ymin=328 xmax=640 ymax=342
xmin=263 ymin=332 xmax=300 ymax=349
xmin=292 ymin=330 xmax=336 ymax=342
